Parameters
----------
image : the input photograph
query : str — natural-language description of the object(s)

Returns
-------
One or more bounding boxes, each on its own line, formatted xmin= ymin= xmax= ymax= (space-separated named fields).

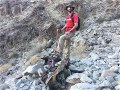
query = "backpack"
xmin=71 ymin=13 xmax=80 ymax=31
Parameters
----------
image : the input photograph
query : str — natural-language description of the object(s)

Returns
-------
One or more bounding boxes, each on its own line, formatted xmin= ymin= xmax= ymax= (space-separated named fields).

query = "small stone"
xmin=41 ymin=84 xmax=49 ymax=90
xmin=118 ymin=67 xmax=120 ymax=74
xmin=16 ymin=77 xmax=28 ymax=87
xmin=25 ymin=55 xmax=40 ymax=66
xmin=5 ymin=89 xmax=11 ymax=90
xmin=111 ymin=81 xmax=117 ymax=87
xmin=70 ymin=83 xmax=98 ymax=90
xmin=102 ymin=88 xmax=111 ymax=90
xmin=69 ymin=65 xmax=84 ymax=73
xmin=23 ymin=85 xmax=29 ymax=90
xmin=80 ymin=74 xmax=93 ymax=83
xmin=101 ymin=69 xmax=117 ymax=78
xmin=70 ymin=57 xmax=81 ymax=64
xmin=37 ymin=68 xmax=45 ymax=77
xmin=0 ymin=84 xmax=10 ymax=90
xmin=66 ymin=73 xmax=81 ymax=84
xmin=93 ymin=71 xmax=100 ymax=80
xmin=34 ymin=86 xmax=42 ymax=90
xmin=99 ymin=60 xmax=106 ymax=64
xmin=115 ymin=85 xmax=120 ymax=90
xmin=115 ymin=76 xmax=120 ymax=83
xmin=108 ymin=52 xmax=119 ymax=59
xmin=90 ymin=52 xmax=100 ymax=61
xmin=0 ymin=64 xmax=12 ymax=74
xmin=110 ymin=65 xmax=119 ymax=72
xmin=33 ymin=79 xmax=41 ymax=86
xmin=116 ymin=80 xmax=120 ymax=85
xmin=99 ymin=80 xmax=112 ymax=89
xmin=20 ymin=83 xmax=24 ymax=88
xmin=81 ymin=58 xmax=93 ymax=66
xmin=23 ymin=63 xmax=45 ymax=77
xmin=105 ymin=76 xmax=115 ymax=83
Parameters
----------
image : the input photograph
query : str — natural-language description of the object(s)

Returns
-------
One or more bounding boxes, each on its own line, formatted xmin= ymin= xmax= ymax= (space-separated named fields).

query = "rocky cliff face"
xmin=0 ymin=0 xmax=120 ymax=90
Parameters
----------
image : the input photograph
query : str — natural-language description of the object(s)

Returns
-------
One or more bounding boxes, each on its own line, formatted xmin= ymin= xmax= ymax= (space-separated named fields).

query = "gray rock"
xmin=22 ymin=85 xmax=29 ymax=90
xmin=99 ymin=80 xmax=113 ymax=89
xmin=16 ymin=79 xmax=23 ymax=87
xmin=33 ymin=79 xmax=41 ymax=86
xmin=84 ymin=68 xmax=93 ymax=77
xmin=16 ymin=77 xmax=30 ymax=88
xmin=80 ymin=74 xmax=93 ymax=83
xmin=0 ymin=84 xmax=10 ymax=90
xmin=105 ymin=76 xmax=115 ymax=83
xmin=111 ymin=81 xmax=117 ymax=88
xmin=23 ymin=63 xmax=45 ymax=77
xmin=102 ymin=88 xmax=112 ymax=90
xmin=115 ymin=75 xmax=120 ymax=80
xmin=99 ymin=60 xmax=106 ymax=65
xmin=115 ymin=85 xmax=120 ymax=90
xmin=110 ymin=65 xmax=119 ymax=73
xmin=90 ymin=52 xmax=100 ymax=61
xmin=34 ymin=86 xmax=42 ymax=90
xmin=70 ymin=57 xmax=81 ymax=64
xmin=81 ymin=58 xmax=93 ymax=66
xmin=20 ymin=83 xmax=24 ymax=88
xmin=108 ymin=52 xmax=119 ymax=59
xmin=70 ymin=83 xmax=98 ymax=90
xmin=69 ymin=65 xmax=84 ymax=72
xmin=66 ymin=73 xmax=81 ymax=84
xmin=118 ymin=67 xmax=120 ymax=74
xmin=41 ymin=84 xmax=49 ymax=90
xmin=30 ymin=85 xmax=41 ymax=90
xmin=93 ymin=71 xmax=101 ymax=80
xmin=101 ymin=69 xmax=117 ymax=78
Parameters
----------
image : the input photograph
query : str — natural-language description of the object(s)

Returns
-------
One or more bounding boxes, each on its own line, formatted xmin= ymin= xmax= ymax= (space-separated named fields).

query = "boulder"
xmin=23 ymin=63 xmax=45 ymax=77
xmin=115 ymin=85 xmax=120 ymax=90
xmin=109 ymin=65 xmax=119 ymax=73
xmin=66 ymin=73 xmax=81 ymax=84
xmin=0 ymin=64 xmax=12 ymax=74
xmin=99 ymin=80 xmax=113 ymax=89
xmin=90 ymin=52 xmax=100 ymax=61
xmin=25 ymin=55 xmax=41 ymax=67
xmin=69 ymin=65 xmax=85 ymax=73
xmin=80 ymin=74 xmax=93 ymax=83
xmin=70 ymin=83 xmax=98 ymax=90
xmin=101 ymin=69 xmax=117 ymax=78
xmin=0 ymin=84 xmax=10 ymax=90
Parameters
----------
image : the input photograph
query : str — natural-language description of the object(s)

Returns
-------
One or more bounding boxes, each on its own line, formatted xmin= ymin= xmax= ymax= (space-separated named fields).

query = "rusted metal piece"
xmin=45 ymin=60 xmax=68 ymax=84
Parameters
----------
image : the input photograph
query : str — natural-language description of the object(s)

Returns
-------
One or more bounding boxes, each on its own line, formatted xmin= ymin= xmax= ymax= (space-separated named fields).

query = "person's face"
xmin=67 ymin=6 xmax=73 ymax=12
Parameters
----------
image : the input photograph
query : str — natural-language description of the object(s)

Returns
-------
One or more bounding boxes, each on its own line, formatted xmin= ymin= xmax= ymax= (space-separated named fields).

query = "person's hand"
xmin=57 ymin=29 xmax=60 ymax=32
xmin=65 ymin=31 xmax=70 ymax=35
xmin=57 ymin=29 xmax=59 ymax=32
xmin=61 ymin=28 xmax=64 ymax=32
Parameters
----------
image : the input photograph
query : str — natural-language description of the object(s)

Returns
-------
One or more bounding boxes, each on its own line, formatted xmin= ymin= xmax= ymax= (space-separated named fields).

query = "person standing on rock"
xmin=57 ymin=3 xmax=79 ymax=60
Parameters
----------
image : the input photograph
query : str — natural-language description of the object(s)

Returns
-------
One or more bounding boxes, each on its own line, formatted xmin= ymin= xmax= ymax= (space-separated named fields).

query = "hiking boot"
xmin=53 ymin=50 xmax=62 ymax=57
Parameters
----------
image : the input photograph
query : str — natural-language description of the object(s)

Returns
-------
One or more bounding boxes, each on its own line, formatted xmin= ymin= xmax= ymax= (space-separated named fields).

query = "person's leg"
xmin=58 ymin=32 xmax=74 ymax=58
xmin=57 ymin=34 xmax=67 ymax=57
xmin=63 ymin=32 xmax=75 ymax=60
xmin=63 ymin=39 xmax=70 ymax=59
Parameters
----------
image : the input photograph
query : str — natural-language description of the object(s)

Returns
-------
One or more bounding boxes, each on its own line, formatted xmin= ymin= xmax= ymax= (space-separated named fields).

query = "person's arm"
xmin=69 ymin=23 xmax=78 ymax=32
xmin=57 ymin=24 xmax=66 ymax=33
xmin=61 ymin=24 xmax=66 ymax=31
